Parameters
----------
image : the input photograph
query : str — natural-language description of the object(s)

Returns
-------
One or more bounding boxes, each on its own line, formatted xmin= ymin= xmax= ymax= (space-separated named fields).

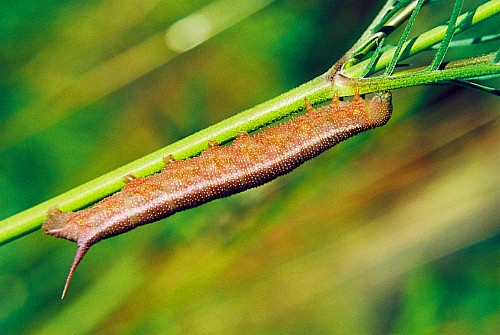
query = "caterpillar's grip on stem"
xmin=43 ymin=91 xmax=392 ymax=298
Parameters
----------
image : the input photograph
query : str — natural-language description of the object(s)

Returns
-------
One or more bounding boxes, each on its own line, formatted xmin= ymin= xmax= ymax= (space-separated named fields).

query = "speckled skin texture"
xmin=43 ymin=91 xmax=392 ymax=298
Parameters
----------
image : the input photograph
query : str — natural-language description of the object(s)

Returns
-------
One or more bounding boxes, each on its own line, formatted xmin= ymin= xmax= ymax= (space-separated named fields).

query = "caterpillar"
xmin=43 ymin=90 xmax=392 ymax=298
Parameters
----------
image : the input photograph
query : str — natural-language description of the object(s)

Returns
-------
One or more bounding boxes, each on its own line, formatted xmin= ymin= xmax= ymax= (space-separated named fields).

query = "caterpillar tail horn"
xmin=61 ymin=244 xmax=89 ymax=299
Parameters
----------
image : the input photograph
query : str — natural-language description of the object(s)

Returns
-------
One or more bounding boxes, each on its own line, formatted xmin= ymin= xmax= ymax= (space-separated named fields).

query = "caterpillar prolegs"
xmin=43 ymin=91 xmax=392 ymax=298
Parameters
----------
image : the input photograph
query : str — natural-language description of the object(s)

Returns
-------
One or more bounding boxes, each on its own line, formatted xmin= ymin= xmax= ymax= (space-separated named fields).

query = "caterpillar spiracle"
xmin=43 ymin=91 xmax=392 ymax=298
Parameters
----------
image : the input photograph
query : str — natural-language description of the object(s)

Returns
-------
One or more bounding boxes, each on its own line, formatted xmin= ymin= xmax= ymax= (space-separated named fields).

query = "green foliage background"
xmin=0 ymin=1 xmax=498 ymax=334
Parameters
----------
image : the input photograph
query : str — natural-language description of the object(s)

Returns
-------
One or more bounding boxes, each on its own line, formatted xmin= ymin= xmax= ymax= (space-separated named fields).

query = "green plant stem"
xmin=0 ymin=76 xmax=332 ymax=246
xmin=335 ymin=53 xmax=500 ymax=95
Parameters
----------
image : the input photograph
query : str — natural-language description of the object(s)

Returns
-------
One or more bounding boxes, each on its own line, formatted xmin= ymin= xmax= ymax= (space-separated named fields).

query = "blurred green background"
xmin=0 ymin=1 xmax=498 ymax=334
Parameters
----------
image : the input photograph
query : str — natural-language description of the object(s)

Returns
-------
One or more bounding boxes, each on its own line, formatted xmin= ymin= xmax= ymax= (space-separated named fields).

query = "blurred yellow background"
xmin=0 ymin=1 xmax=498 ymax=334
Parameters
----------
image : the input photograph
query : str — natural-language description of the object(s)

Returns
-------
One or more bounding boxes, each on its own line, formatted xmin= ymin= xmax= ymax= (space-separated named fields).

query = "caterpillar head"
xmin=368 ymin=91 xmax=392 ymax=127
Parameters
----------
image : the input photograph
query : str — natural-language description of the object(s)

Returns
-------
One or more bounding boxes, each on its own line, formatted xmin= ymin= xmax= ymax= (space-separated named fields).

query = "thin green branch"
xmin=361 ymin=36 xmax=387 ymax=77
xmin=428 ymin=0 xmax=463 ymax=71
xmin=384 ymin=0 xmax=426 ymax=76
xmin=430 ymin=34 xmax=500 ymax=49
xmin=374 ymin=0 xmax=425 ymax=31
xmin=450 ymin=79 xmax=500 ymax=96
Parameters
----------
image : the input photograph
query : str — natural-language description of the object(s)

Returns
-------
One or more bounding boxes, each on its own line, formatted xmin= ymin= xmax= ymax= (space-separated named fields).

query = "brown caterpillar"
xmin=43 ymin=91 xmax=392 ymax=298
